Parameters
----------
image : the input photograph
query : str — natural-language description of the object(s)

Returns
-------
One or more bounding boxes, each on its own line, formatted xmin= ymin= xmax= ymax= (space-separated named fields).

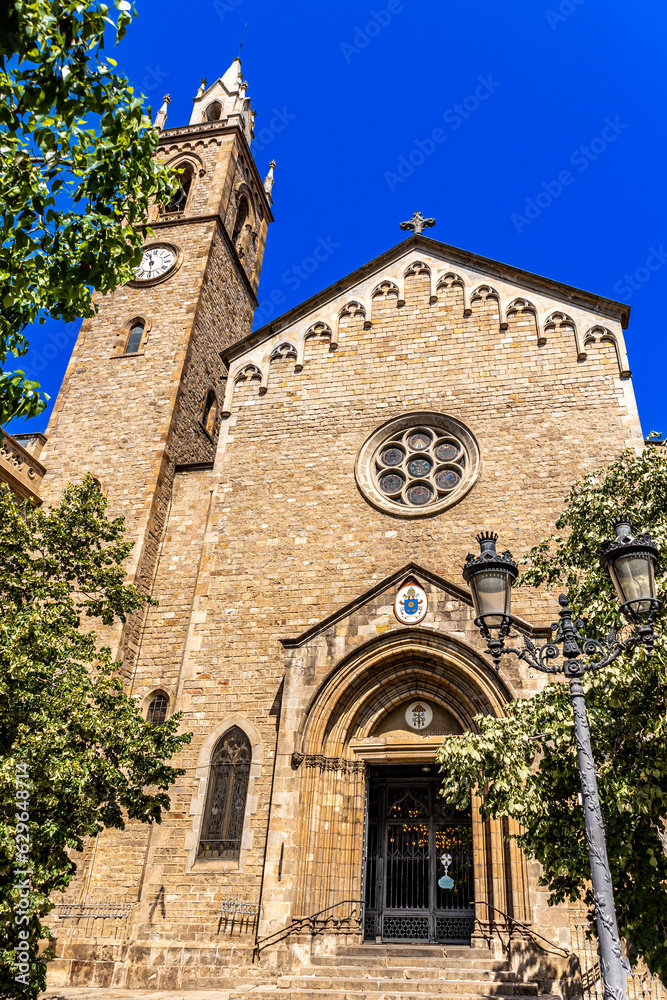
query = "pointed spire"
xmin=187 ymin=57 xmax=253 ymax=142
xmin=221 ymin=57 xmax=243 ymax=93
xmin=153 ymin=94 xmax=170 ymax=131
xmin=263 ymin=161 xmax=276 ymax=200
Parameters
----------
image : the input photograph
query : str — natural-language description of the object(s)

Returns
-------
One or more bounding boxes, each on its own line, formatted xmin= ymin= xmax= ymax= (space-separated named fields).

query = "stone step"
xmin=230 ymin=990 xmax=549 ymax=1000
xmin=299 ymin=966 xmax=520 ymax=982
xmin=273 ymin=977 xmax=539 ymax=996
xmin=310 ymin=955 xmax=510 ymax=971
xmin=336 ymin=946 xmax=493 ymax=959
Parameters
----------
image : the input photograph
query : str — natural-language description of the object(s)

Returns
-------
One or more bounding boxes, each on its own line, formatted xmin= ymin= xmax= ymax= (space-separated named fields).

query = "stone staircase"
xmin=231 ymin=943 xmax=551 ymax=1000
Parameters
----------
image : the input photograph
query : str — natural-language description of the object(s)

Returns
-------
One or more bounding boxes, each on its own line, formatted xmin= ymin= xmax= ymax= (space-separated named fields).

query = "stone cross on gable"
xmin=400 ymin=211 xmax=436 ymax=235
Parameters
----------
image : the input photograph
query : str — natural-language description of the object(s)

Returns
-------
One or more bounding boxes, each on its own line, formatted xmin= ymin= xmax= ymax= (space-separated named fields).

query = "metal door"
xmin=363 ymin=765 xmax=475 ymax=944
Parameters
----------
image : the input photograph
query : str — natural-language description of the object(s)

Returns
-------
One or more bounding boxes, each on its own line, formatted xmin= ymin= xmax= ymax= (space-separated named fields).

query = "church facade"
xmin=35 ymin=60 xmax=644 ymax=993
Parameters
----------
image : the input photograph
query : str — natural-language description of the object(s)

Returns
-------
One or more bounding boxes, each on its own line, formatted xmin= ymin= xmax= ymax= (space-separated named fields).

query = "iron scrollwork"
xmin=484 ymin=592 xmax=653 ymax=677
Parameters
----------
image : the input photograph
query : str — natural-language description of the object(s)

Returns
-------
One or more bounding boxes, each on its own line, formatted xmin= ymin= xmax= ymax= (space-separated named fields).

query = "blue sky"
xmin=8 ymin=0 xmax=667 ymax=436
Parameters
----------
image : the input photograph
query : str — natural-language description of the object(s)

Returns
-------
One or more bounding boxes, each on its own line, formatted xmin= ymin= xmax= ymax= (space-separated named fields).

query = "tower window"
xmin=205 ymin=101 xmax=222 ymax=122
xmin=232 ymin=196 xmax=249 ymax=243
xmin=198 ymin=726 xmax=251 ymax=860
xmin=164 ymin=164 xmax=192 ymax=215
xmin=125 ymin=321 xmax=144 ymax=354
xmin=146 ymin=693 xmax=168 ymax=725
xmin=201 ymin=390 xmax=218 ymax=436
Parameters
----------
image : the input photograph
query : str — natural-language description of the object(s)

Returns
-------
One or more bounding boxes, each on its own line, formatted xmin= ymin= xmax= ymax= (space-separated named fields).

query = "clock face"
xmin=134 ymin=245 xmax=176 ymax=282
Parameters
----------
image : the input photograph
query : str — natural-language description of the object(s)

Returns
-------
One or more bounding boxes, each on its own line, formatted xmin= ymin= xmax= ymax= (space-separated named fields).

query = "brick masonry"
xmin=36 ymin=69 xmax=642 ymax=994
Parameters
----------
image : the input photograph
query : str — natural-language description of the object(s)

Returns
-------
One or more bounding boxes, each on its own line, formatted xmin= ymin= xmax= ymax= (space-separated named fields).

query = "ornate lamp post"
xmin=462 ymin=520 xmax=661 ymax=1000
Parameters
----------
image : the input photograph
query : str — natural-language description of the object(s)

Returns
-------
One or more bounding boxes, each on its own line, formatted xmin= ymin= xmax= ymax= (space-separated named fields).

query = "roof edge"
xmin=223 ymin=233 xmax=630 ymax=364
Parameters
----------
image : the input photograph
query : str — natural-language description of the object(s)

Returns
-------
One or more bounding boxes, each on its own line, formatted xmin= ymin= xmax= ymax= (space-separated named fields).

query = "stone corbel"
xmin=395 ymin=274 xmax=406 ymax=307
xmin=462 ymin=280 xmax=472 ymax=317
xmin=294 ymin=329 xmax=306 ymax=372
xmin=429 ymin=272 xmax=438 ymax=304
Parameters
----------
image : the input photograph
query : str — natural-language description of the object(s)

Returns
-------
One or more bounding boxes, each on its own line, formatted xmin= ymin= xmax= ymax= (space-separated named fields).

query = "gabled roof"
xmin=281 ymin=560 xmax=550 ymax=649
xmin=223 ymin=233 xmax=630 ymax=364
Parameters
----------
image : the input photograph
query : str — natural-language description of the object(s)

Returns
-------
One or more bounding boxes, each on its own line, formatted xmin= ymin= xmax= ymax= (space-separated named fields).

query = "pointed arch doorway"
xmin=363 ymin=763 xmax=475 ymax=944
xmin=287 ymin=628 xmax=531 ymax=949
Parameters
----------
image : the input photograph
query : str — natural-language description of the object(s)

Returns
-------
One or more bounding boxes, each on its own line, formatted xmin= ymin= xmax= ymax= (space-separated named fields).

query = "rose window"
xmin=355 ymin=413 xmax=479 ymax=517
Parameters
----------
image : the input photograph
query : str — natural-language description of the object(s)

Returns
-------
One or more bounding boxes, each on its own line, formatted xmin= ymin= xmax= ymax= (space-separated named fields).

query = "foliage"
xmin=437 ymin=444 xmax=667 ymax=978
xmin=0 ymin=371 xmax=46 ymax=428
xmin=0 ymin=476 xmax=191 ymax=998
xmin=0 ymin=0 xmax=178 ymax=425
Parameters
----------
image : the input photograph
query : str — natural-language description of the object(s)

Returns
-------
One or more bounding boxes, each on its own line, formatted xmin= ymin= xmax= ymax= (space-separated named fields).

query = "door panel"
xmin=363 ymin=765 xmax=475 ymax=944
xmin=385 ymin=822 xmax=430 ymax=910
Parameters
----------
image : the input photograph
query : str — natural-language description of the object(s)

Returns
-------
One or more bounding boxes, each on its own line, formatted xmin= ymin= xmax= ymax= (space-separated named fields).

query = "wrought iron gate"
xmin=364 ymin=765 xmax=475 ymax=944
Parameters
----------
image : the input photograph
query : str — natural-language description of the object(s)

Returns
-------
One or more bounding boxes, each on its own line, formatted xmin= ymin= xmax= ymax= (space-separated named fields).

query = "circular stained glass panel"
xmin=435 ymin=469 xmax=461 ymax=491
xmin=379 ymin=472 xmax=404 ymax=494
xmin=435 ymin=442 xmax=459 ymax=462
xmin=357 ymin=413 xmax=479 ymax=517
xmin=406 ymin=483 xmax=433 ymax=505
xmin=407 ymin=432 xmax=431 ymax=450
xmin=407 ymin=456 xmax=432 ymax=477
xmin=380 ymin=446 xmax=404 ymax=467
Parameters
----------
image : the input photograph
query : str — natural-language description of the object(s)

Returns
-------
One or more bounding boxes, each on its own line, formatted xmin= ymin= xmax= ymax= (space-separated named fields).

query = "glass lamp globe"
xmin=462 ymin=532 xmax=518 ymax=628
xmin=599 ymin=518 xmax=659 ymax=618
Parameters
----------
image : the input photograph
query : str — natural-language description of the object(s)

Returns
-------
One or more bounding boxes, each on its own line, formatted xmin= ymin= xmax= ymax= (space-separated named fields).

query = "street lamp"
xmin=462 ymin=519 xmax=661 ymax=1000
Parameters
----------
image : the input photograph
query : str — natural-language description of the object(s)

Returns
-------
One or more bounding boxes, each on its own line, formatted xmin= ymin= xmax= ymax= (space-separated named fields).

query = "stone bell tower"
xmin=39 ymin=58 xmax=275 ymax=667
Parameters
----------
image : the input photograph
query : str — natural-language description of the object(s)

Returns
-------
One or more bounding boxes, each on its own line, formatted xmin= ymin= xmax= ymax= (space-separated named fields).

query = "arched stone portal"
xmin=285 ymin=628 xmax=531 ymax=946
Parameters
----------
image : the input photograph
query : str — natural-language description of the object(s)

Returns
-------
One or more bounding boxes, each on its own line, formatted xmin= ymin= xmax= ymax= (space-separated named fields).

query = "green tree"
xmin=0 ymin=0 xmax=178 ymax=426
xmin=437 ymin=444 xmax=667 ymax=979
xmin=0 ymin=476 xmax=191 ymax=998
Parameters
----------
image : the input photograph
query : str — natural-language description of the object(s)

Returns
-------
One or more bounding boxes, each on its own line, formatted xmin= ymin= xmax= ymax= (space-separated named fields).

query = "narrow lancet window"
xmin=164 ymin=164 xmax=192 ymax=215
xmin=198 ymin=727 xmax=251 ymax=859
xmin=125 ymin=321 xmax=144 ymax=354
xmin=205 ymin=101 xmax=222 ymax=122
xmin=232 ymin=196 xmax=249 ymax=244
xmin=202 ymin=390 xmax=218 ymax=435
xmin=147 ymin=693 xmax=168 ymax=725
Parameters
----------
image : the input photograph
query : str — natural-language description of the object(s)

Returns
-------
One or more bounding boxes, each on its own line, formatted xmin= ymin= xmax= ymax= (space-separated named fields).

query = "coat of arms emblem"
xmin=394 ymin=577 xmax=428 ymax=624
xmin=405 ymin=699 xmax=434 ymax=730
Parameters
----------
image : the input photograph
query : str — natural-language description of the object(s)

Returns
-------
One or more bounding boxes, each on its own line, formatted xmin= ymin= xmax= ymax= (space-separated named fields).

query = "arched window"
xmin=201 ymin=389 xmax=218 ymax=436
xmin=125 ymin=321 xmax=144 ymax=354
xmin=164 ymin=163 xmax=192 ymax=215
xmin=232 ymin=195 xmax=249 ymax=243
xmin=198 ymin=726 xmax=251 ymax=859
xmin=146 ymin=693 xmax=168 ymax=725
xmin=205 ymin=101 xmax=222 ymax=122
